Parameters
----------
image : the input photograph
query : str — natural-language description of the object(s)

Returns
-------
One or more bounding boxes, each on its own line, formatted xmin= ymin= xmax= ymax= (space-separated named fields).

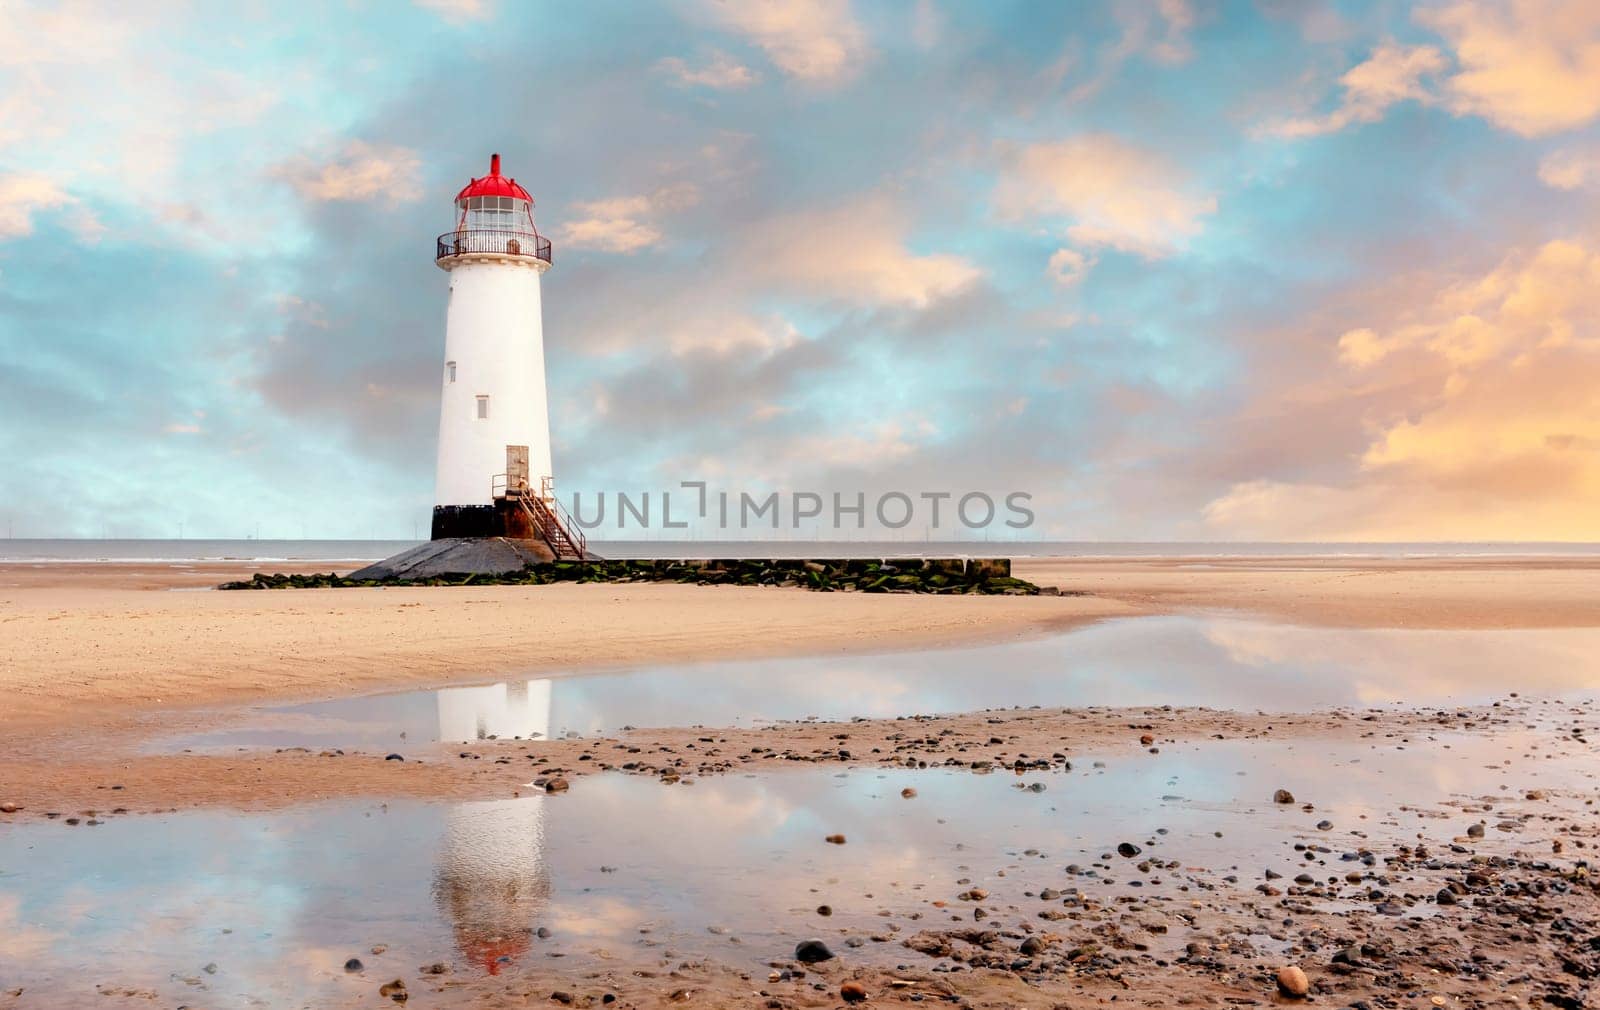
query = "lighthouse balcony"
xmin=436 ymin=229 xmax=553 ymax=265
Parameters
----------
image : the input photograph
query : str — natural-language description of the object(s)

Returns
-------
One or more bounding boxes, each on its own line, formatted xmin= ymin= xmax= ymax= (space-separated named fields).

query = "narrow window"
xmin=476 ymin=395 xmax=489 ymax=419
xmin=446 ymin=361 xmax=457 ymax=383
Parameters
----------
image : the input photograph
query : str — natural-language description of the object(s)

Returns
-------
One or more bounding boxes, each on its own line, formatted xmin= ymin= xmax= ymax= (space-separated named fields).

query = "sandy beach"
xmin=3 ymin=556 xmax=1597 ymax=1010
xmin=3 ymin=555 xmax=1598 ymax=728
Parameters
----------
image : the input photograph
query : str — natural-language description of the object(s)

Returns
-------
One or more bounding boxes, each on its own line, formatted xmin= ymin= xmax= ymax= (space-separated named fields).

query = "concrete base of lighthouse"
xmin=431 ymin=496 xmax=554 ymax=541
xmin=347 ymin=537 xmax=556 ymax=581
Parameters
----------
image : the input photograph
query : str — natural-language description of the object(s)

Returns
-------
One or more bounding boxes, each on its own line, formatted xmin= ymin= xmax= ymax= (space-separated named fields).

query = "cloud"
xmin=701 ymin=0 xmax=867 ymax=83
xmin=994 ymin=135 xmax=1216 ymax=258
xmin=1053 ymin=0 xmax=1202 ymax=105
xmin=0 ymin=172 xmax=74 ymax=238
xmin=657 ymin=51 xmax=760 ymax=89
xmin=0 ymin=5 xmax=280 ymax=228
xmin=666 ymin=315 xmax=802 ymax=356
xmin=275 ymin=142 xmax=423 ymax=205
xmin=1206 ymin=238 xmax=1600 ymax=540
xmin=1538 ymin=144 xmax=1600 ymax=189
xmin=1150 ymin=0 xmax=1199 ymax=65
xmin=1268 ymin=42 xmax=1446 ymax=137
xmin=559 ymin=184 xmax=700 ymax=254
xmin=780 ymin=416 xmax=934 ymax=469
xmin=0 ymin=895 xmax=60 ymax=962
xmin=413 ymin=0 xmax=493 ymax=22
xmin=1046 ymin=248 xmax=1095 ymax=287
xmin=1418 ymin=0 xmax=1600 ymax=137
xmin=742 ymin=196 xmax=982 ymax=307
xmin=1268 ymin=3 xmax=1600 ymax=140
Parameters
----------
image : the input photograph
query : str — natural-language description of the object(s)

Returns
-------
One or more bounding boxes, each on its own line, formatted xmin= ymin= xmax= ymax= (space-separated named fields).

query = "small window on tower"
xmin=446 ymin=361 xmax=457 ymax=383
xmin=476 ymin=395 xmax=489 ymax=419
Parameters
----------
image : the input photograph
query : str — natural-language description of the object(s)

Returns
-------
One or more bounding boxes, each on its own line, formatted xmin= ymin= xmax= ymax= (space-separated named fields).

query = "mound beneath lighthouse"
xmin=346 ymin=537 xmax=556 ymax=581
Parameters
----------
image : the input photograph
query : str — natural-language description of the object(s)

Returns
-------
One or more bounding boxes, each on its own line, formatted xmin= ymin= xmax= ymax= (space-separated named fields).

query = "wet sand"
xmin=3 ymin=701 xmax=1595 ymax=1010
xmin=0 ymin=701 xmax=1492 ymax=813
xmin=2 ymin=556 xmax=1597 ymax=1008
xmin=1017 ymin=555 xmax=1600 ymax=629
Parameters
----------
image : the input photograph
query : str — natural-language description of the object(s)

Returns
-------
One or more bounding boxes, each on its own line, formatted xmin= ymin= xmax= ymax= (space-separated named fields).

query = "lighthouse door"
xmin=506 ymin=445 xmax=530 ymax=493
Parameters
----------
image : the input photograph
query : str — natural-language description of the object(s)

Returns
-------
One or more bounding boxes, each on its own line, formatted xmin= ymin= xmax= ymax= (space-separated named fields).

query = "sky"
xmin=1 ymin=0 xmax=1598 ymax=542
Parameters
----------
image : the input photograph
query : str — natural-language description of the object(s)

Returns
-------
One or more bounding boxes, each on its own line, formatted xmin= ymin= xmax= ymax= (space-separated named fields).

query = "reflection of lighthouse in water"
xmin=432 ymin=680 xmax=554 ymax=975
xmin=436 ymin=679 xmax=553 ymax=743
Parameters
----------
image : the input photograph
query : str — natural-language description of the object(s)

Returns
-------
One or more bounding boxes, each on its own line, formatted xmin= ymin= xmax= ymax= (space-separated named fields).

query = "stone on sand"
xmin=1276 ymin=964 xmax=1309 ymax=997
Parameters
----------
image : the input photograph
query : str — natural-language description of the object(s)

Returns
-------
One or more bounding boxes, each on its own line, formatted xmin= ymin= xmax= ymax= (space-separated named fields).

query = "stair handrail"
xmin=490 ymin=472 xmax=587 ymax=559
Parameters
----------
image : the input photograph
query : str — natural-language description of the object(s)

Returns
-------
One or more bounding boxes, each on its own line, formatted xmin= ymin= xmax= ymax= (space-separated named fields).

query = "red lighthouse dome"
xmin=455 ymin=153 xmax=532 ymax=205
xmin=437 ymin=152 xmax=551 ymax=267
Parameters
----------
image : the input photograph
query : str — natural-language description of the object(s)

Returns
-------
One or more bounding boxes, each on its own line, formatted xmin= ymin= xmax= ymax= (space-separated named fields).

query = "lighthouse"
xmin=430 ymin=154 xmax=584 ymax=559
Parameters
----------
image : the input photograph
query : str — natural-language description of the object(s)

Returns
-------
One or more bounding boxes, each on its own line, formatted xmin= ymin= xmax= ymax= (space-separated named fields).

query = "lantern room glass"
xmin=459 ymin=196 xmax=534 ymax=233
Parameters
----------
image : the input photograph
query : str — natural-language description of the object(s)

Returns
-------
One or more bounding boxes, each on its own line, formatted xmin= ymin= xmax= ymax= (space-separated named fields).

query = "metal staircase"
xmin=492 ymin=474 xmax=588 ymax=560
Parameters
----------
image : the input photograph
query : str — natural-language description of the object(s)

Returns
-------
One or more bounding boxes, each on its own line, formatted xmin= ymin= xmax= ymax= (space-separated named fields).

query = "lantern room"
xmin=437 ymin=153 xmax=552 ymax=265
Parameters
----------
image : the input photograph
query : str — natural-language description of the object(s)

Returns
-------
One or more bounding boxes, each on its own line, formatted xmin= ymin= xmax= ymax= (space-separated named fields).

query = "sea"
xmin=0 ymin=538 xmax=1597 ymax=563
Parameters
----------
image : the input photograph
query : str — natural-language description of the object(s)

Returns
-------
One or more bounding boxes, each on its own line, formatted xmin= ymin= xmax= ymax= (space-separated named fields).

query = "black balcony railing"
xmin=435 ymin=229 xmax=553 ymax=264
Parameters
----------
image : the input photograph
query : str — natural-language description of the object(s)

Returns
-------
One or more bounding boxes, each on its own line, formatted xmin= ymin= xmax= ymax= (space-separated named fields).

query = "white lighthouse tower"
xmin=430 ymin=154 xmax=583 ymax=558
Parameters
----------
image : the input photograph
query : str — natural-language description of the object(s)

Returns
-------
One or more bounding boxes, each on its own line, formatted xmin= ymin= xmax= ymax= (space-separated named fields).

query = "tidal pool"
xmin=155 ymin=615 xmax=1600 ymax=753
xmin=5 ymin=725 xmax=1593 ymax=1008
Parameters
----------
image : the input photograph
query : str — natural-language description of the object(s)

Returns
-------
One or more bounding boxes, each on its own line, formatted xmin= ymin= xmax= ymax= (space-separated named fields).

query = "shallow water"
xmin=4 ymin=725 xmax=1594 ymax=1008
xmin=156 ymin=615 xmax=1600 ymax=753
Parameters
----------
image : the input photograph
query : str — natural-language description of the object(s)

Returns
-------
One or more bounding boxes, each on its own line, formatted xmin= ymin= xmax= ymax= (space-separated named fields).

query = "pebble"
xmin=900 ymin=787 xmax=917 ymax=799
xmin=841 ymin=981 xmax=868 ymax=1003
xmin=0 ymin=802 xmax=18 ymax=814
xmin=825 ymin=834 xmax=847 ymax=845
xmin=545 ymin=777 xmax=570 ymax=794
xmin=384 ymin=754 xmax=404 ymax=762
xmin=795 ymin=939 xmax=835 ymax=964
xmin=378 ymin=979 xmax=407 ymax=1002
xmin=344 ymin=958 xmax=364 ymax=972
xmin=1273 ymin=789 xmax=1295 ymax=804
xmin=1276 ymin=964 xmax=1309 ymax=998
xmin=816 ymin=904 xmax=833 ymax=916
xmin=1117 ymin=842 xmax=1142 ymax=858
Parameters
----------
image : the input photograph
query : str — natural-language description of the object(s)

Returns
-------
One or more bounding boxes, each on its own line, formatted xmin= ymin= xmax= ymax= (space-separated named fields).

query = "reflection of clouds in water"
xmin=161 ymin=618 xmax=1600 ymax=758
xmin=1201 ymin=622 xmax=1600 ymax=705
xmin=6 ymin=735 xmax=1594 ymax=1005
xmin=543 ymin=896 xmax=646 ymax=941
xmin=776 ymin=665 xmax=915 ymax=717
xmin=0 ymin=893 xmax=61 ymax=961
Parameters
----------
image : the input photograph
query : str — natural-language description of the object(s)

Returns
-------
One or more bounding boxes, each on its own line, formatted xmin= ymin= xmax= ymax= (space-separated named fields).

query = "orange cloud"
xmin=743 ymin=196 xmax=981 ymax=307
xmin=559 ymin=184 xmax=700 ymax=254
xmin=994 ymin=134 xmax=1216 ymax=258
xmin=1538 ymin=145 xmax=1600 ymax=189
xmin=1046 ymin=247 xmax=1095 ymax=287
xmin=1207 ymin=239 xmax=1600 ymax=540
xmin=0 ymin=171 xmax=102 ymax=241
xmin=276 ymin=142 xmax=422 ymax=205
xmin=657 ymin=51 xmax=760 ymax=89
xmin=701 ymin=0 xmax=867 ymax=84
xmin=1418 ymin=0 xmax=1600 ymax=136
xmin=0 ymin=172 xmax=73 ymax=238
xmin=1269 ymin=42 xmax=1446 ymax=137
